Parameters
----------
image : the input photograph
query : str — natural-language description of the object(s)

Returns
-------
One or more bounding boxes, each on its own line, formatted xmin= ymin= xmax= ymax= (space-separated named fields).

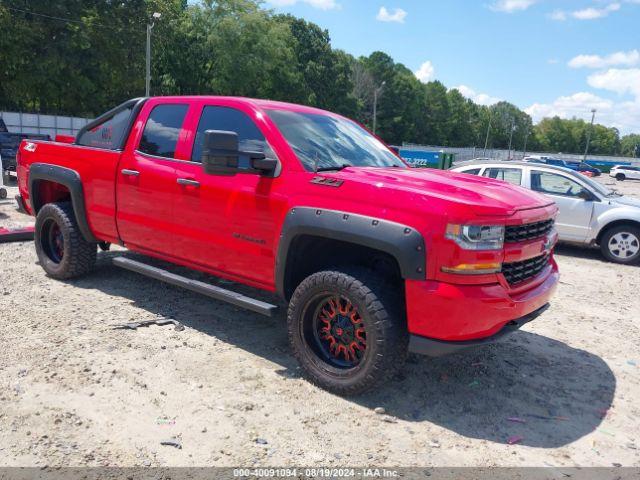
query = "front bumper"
xmin=404 ymin=257 xmax=558 ymax=347
xmin=408 ymin=303 xmax=549 ymax=357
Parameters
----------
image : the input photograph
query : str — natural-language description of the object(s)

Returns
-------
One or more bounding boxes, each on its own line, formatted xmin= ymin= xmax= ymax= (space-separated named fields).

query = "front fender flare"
xmin=275 ymin=207 xmax=426 ymax=298
xmin=29 ymin=163 xmax=98 ymax=243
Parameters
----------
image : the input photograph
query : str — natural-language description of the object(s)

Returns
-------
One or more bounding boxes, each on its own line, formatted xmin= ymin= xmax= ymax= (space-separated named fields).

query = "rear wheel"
xmin=35 ymin=202 xmax=97 ymax=279
xmin=287 ymin=269 xmax=408 ymax=396
xmin=615 ymin=173 xmax=626 ymax=181
xmin=600 ymin=225 xmax=640 ymax=265
xmin=0 ymin=188 xmax=6 ymax=200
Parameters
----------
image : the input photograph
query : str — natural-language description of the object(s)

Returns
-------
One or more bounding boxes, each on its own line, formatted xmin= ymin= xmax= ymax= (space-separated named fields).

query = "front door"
xmin=171 ymin=104 xmax=281 ymax=287
xmin=530 ymin=170 xmax=594 ymax=242
xmin=116 ymin=103 xmax=189 ymax=255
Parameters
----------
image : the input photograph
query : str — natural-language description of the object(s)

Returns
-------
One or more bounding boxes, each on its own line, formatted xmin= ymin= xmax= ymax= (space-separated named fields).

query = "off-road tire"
xmin=615 ymin=173 xmax=626 ymax=181
xmin=35 ymin=202 xmax=97 ymax=279
xmin=600 ymin=224 xmax=640 ymax=265
xmin=287 ymin=269 xmax=408 ymax=396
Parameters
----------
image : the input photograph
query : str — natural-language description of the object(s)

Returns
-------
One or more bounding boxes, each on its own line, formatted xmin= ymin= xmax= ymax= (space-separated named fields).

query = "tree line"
xmin=1 ymin=0 xmax=638 ymax=157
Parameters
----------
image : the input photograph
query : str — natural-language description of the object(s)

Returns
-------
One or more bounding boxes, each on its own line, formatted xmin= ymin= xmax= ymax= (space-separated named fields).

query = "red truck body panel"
xmin=17 ymin=96 xmax=559 ymax=343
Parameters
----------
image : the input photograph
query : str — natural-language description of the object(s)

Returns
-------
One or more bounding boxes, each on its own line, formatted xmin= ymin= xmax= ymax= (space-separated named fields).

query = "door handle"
xmin=121 ymin=169 xmax=140 ymax=177
xmin=177 ymin=178 xmax=200 ymax=187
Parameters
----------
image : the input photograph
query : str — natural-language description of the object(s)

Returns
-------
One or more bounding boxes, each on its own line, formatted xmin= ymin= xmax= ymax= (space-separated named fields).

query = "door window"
xmin=191 ymin=106 xmax=271 ymax=167
xmin=138 ymin=104 xmax=189 ymax=159
xmin=459 ymin=168 xmax=481 ymax=176
xmin=482 ymin=168 xmax=522 ymax=186
xmin=531 ymin=171 xmax=585 ymax=197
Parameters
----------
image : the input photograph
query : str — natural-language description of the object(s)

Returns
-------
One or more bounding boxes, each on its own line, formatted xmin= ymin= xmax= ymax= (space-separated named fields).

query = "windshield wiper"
xmin=316 ymin=164 xmax=351 ymax=172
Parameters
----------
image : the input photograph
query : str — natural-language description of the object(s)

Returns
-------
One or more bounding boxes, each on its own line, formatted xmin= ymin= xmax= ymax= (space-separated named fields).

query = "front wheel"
xmin=615 ymin=173 xmax=626 ymax=181
xmin=600 ymin=225 xmax=640 ymax=265
xmin=35 ymin=202 xmax=97 ymax=279
xmin=287 ymin=269 xmax=408 ymax=396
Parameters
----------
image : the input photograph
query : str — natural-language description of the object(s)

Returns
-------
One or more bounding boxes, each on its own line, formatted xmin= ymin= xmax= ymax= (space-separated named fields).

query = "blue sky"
xmin=264 ymin=0 xmax=640 ymax=134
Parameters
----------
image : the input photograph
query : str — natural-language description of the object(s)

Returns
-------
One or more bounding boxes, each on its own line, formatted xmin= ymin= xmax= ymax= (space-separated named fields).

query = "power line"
xmin=2 ymin=5 xmax=118 ymax=29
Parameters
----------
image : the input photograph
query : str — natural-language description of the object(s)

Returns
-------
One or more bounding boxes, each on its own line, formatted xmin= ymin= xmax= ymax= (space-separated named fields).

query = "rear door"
xmin=528 ymin=169 xmax=594 ymax=242
xmin=171 ymin=103 xmax=282 ymax=287
xmin=116 ymin=102 xmax=189 ymax=255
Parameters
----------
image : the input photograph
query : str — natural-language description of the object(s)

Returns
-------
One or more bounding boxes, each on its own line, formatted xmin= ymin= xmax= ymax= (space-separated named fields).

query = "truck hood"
xmin=331 ymin=167 xmax=554 ymax=216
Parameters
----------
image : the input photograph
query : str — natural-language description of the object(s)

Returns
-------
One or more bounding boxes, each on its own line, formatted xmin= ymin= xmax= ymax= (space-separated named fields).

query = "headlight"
xmin=445 ymin=224 xmax=505 ymax=250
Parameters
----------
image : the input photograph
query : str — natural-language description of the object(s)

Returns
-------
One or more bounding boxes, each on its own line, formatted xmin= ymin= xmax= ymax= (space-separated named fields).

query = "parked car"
xmin=452 ymin=161 xmax=640 ymax=264
xmin=610 ymin=165 xmax=640 ymax=181
xmin=16 ymin=96 xmax=559 ymax=395
xmin=567 ymin=161 xmax=602 ymax=177
xmin=527 ymin=157 xmax=601 ymax=176
xmin=1 ymin=132 xmax=50 ymax=173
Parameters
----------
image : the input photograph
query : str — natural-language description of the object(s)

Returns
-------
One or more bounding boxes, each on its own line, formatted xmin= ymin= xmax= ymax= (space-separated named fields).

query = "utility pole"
xmin=583 ymin=109 xmax=597 ymax=162
xmin=507 ymin=118 xmax=516 ymax=160
xmin=146 ymin=12 xmax=162 ymax=97
xmin=483 ymin=111 xmax=492 ymax=158
xmin=522 ymin=127 xmax=529 ymax=159
xmin=372 ymin=81 xmax=386 ymax=135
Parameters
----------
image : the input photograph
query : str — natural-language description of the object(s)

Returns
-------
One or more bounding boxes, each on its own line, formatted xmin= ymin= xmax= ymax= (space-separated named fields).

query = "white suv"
xmin=451 ymin=161 xmax=640 ymax=264
xmin=610 ymin=165 xmax=640 ymax=181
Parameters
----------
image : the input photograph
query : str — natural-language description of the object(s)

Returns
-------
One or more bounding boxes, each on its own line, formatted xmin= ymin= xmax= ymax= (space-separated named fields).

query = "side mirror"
xmin=201 ymin=130 xmax=277 ymax=176
xmin=201 ymin=130 xmax=240 ymax=176
xmin=577 ymin=188 xmax=594 ymax=201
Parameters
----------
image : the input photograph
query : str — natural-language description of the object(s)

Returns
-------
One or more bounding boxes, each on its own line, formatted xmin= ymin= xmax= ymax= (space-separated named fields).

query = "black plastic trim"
xmin=76 ymin=97 xmax=148 ymax=151
xmin=275 ymin=207 xmax=426 ymax=298
xmin=408 ymin=304 xmax=550 ymax=357
xmin=28 ymin=163 xmax=98 ymax=243
xmin=113 ymin=257 xmax=279 ymax=317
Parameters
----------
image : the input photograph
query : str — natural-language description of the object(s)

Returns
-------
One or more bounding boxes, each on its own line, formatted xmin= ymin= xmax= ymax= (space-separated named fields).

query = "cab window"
xmin=138 ymin=104 xmax=189 ymax=159
xmin=482 ymin=168 xmax=522 ymax=186
xmin=191 ymin=106 xmax=272 ymax=166
xmin=531 ymin=171 xmax=585 ymax=197
xmin=77 ymin=106 xmax=134 ymax=150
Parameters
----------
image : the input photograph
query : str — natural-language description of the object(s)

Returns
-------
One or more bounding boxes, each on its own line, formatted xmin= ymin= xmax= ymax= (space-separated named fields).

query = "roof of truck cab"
xmin=150 ymin=96 xmax=335 ymax=116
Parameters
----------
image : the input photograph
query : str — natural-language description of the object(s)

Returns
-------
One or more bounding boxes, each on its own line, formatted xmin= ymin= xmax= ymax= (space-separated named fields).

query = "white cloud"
xmin=489 ymin=0 xmax=538 ymax=13
xmin=414 ymin=61 xmax=435 ymax=83
xmin=569 ymin=50 xmax=640 ymax=69
xmin=453 ymin=85 xmax=502 ymax=106
xmin=587 ymin=68 xmax=640 ymax=98
xmin=526 ymin=92 xmax=640 ymax=135
xmin=376 ymin=6 xmax=407 ymax=23
xmin=267 ymin=0 xmax=340 ymax=10
xmin=549 ymin=10 xmax=567 ymax=20
xmin=553 ymin=2 xmax=621 ymax=20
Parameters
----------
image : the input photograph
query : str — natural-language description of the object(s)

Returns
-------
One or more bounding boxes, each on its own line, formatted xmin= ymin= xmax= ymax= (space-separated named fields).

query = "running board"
xmin=113 ymin=257 xmax=279 ymax=317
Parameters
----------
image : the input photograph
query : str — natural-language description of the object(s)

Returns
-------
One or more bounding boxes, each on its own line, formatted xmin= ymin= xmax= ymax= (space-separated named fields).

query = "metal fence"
xmin=402 ymin=143 xmax=640 ymax=167
xmin=0 ymin=111 xmax=92 ymax=138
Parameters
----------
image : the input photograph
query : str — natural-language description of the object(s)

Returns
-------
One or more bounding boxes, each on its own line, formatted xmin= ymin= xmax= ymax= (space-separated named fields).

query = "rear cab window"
xmin=138 ymin=104 xmax=189 ymax=159
xmin=77 ymin=106 xmax=135 ymax=150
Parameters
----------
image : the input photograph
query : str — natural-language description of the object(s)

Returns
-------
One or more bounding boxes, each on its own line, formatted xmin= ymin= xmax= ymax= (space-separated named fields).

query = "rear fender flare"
xmin=275 ymin=207 xmax=426 ymax=298
xmin=28 ymin=163 xmax=98 ymax=243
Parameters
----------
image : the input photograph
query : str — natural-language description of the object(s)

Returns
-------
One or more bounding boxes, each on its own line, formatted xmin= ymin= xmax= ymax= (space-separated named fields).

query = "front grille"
xmin=502 ymin=254 xmax=550 ymax=286
xmin=505 ymin=219 xmax=554 ymax=243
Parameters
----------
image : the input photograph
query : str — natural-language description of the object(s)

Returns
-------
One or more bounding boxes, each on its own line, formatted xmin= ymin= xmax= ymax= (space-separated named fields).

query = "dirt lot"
xmin=0 ymin=173 xmax=639 ymax=468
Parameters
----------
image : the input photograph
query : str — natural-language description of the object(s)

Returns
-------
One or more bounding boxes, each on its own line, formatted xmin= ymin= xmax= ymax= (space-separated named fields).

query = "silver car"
xmin=451 ymin=161 xmax=640 ymax=264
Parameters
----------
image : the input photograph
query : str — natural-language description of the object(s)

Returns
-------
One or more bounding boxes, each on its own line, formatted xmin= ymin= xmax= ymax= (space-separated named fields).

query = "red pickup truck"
xmin=16 ymin=96 xmax=559 ymax=395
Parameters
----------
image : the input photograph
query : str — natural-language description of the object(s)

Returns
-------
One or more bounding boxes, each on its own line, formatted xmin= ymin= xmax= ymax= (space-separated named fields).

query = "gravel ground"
xmin=0 ymin=173 xmax=638 ymax=467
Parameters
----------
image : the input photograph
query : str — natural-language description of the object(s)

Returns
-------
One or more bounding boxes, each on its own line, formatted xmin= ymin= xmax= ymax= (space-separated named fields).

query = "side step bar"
xmin=113 ymin=257 xmax=279 ymax=317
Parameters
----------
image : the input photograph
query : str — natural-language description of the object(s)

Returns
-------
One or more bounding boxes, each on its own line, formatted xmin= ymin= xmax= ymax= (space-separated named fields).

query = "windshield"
xmin=266 ymin=110 xmax=406 ymax=171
